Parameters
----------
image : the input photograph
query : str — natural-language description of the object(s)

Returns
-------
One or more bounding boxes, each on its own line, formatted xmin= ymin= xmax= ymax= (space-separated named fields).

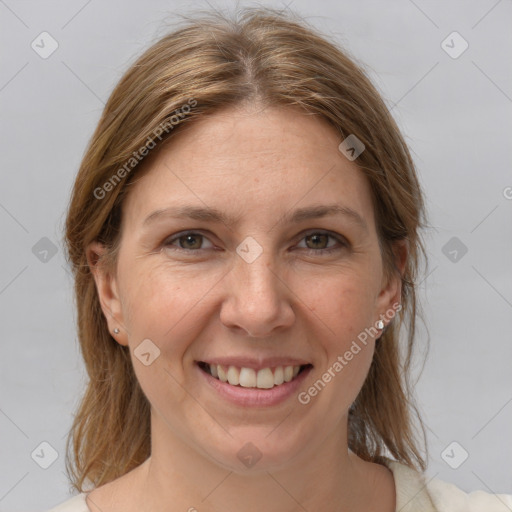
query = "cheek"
xmin=300 ymin=269 xmax=379 ymax=338
xmin=119 ymin=263 xmax=223 ymax=410
xmin=298 ymin=274 xmax=378 ymax=394
xmin=119 ymin=260 xmax=224 ymax=350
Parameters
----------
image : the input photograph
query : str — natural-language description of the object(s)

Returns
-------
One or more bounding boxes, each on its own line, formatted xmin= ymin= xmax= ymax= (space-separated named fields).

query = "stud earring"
xmin=376 ymin=320 xmax=384 ymax=330
xmin=113 ymin=328 xmax=120 ymax=334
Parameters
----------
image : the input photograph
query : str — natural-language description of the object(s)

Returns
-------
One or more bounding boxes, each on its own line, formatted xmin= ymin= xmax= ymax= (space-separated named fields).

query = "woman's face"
xmin=90 ymin=104 xmax=403 ymax=472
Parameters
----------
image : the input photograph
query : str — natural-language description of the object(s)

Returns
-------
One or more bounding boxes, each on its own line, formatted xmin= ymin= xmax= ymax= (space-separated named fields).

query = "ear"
xmin=376 ymin=239 xmax=408 ymax=316
xmin=86 ymin=241 xmax=128 ymax=347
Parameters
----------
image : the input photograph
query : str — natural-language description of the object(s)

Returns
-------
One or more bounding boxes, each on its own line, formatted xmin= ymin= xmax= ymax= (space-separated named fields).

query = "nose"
xmin=219 ymin=249 xmax=295 ymax=338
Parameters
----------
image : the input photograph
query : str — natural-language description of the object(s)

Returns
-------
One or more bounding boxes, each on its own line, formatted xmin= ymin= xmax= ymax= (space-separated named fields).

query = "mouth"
xmin=197 ymin=361 xmax=313 ymax=390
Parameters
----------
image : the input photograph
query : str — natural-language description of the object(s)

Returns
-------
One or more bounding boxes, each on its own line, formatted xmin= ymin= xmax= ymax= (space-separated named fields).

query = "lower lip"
xmin=196 ymin=363 xmax=313 ymax=407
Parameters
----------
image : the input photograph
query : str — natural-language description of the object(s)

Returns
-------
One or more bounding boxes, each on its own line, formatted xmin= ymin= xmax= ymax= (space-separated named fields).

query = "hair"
xmin=64 ymin=5 xmax=428 ymax=493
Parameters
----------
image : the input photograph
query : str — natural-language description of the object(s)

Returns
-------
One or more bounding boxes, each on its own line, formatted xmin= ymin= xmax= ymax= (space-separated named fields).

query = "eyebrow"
xmin=143 ymin=203 xmax=368 ymax=231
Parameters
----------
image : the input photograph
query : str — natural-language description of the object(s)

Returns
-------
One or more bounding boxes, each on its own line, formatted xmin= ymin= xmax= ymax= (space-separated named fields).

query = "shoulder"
xmin=46 ymin=493 xmax=89 ymax=512
xmin=427 ymin=475 xmax=512 ymax=512
xmin=383 ymin=458 xmax=512 ymax=512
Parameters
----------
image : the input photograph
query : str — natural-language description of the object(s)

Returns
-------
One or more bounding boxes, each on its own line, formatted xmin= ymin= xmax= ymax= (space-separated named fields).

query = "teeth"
xmin=217 ymin=365 xmax=228 ymax=383
xmin=239 ymin=367 xmax=256 ymax=388
xmin=256 ymin=368 xmax=274 ymax=389
xmin=227 ymin=365 xmax=240 ymax=386
xmin=207 ymin=364 xmax=304 ymax=389
xmin=274 ymin=366 xmax=284 ymax=385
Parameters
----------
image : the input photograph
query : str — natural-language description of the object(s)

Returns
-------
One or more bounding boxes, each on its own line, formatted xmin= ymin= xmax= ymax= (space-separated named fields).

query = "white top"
xmin=46 ymin=459 xmax=512 ymax=512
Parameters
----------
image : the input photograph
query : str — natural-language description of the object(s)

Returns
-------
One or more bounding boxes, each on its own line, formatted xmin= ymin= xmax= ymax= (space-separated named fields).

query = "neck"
xmin=132 ymin=410 xmax=384 ymax=512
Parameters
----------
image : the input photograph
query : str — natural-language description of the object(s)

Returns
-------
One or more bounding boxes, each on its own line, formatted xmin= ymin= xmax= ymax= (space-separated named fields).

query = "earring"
xmin=113 ymin=328 xmax=120 ymax=334
xmin=376 ymin=320 xmax=384 ymax=330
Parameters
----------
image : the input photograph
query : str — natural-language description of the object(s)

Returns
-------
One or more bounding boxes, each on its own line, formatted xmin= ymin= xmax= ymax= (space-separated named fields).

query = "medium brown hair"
xmin=64 ymin=6 xmax=427 ymax=492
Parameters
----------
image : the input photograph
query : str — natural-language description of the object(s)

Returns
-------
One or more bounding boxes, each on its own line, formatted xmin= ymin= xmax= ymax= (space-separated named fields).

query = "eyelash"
xmin=162 ymin=230 xmax=348 ymax=256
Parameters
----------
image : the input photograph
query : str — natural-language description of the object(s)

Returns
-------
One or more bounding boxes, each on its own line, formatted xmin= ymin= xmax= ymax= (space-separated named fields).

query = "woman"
xmin=49 ymin=7 xmax=512 ymax=512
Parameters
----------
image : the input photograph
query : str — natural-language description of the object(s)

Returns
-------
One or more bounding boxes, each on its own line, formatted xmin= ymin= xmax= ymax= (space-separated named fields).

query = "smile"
xmin=198 ymin=362 xmax=312 ymax=389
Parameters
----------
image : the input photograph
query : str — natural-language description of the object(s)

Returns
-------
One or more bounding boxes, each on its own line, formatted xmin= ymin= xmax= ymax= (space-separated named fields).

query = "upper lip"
xmin=197 ymin=357 xmax=312 ymax=371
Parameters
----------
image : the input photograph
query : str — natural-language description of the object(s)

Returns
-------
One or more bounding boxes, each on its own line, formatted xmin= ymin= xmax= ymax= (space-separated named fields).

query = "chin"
xmin=200 ymin=427 xmax=307 ymax=474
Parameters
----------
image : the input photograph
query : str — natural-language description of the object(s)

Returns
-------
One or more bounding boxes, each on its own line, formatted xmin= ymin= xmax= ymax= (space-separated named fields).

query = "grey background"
xmin=1 ymin=0 xmax=511 ymax=510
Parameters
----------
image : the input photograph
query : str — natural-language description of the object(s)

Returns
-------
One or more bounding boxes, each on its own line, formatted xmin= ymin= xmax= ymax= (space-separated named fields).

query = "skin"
xmin=86 ymin=103 xmax=403 ymax=512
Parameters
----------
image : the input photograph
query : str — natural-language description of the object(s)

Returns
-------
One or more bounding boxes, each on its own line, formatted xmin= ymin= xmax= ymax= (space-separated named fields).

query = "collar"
xmin=382 ymin=458 xmax=439 ymax=512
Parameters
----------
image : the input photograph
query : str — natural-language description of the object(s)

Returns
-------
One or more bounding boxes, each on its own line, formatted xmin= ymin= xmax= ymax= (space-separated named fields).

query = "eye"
xmin=295 ymin=230 xmax=348 ymax=254
xmin=164 ymin=231 xmax=215 ymax=252
xmin=162 ymin=230 xmax=348 ymax=255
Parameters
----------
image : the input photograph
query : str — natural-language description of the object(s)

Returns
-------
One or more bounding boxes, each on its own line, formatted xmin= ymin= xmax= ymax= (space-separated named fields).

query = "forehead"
xmin=122 ymin=105 xmax=375 ymax=230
